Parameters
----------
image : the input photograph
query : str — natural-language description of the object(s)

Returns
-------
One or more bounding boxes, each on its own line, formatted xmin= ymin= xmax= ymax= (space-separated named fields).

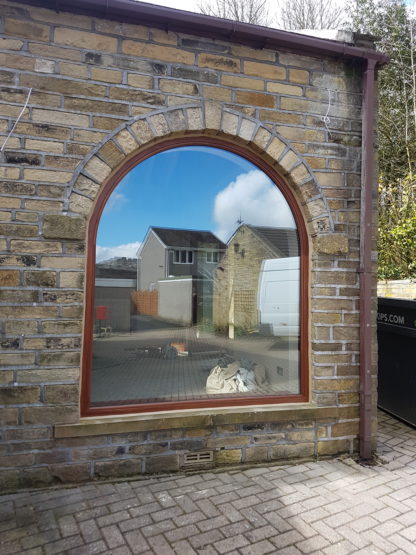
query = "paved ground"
xmin=1 ymin=411 xmax=416 ymax=554
xmin=91 ymin=323 xmax=298 ymax=404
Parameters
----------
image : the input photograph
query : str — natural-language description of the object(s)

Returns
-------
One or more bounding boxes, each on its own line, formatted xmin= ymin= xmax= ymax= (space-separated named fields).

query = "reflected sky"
xmin=97 ymin=147 xmax=295 ymax=261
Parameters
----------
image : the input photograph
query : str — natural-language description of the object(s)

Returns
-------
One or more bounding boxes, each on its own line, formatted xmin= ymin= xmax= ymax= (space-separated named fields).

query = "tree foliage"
xmin=277 ymin=0 xmax=346 ymax=30
xmin=349 ymin=0 xmax=416 ymax=279
xmin=198 ymin=0 xmax=270 ymax=25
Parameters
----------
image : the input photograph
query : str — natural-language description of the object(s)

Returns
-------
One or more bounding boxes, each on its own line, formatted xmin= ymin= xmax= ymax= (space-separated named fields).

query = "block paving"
xmin=1 ymin=411 xmax=416 ymax=554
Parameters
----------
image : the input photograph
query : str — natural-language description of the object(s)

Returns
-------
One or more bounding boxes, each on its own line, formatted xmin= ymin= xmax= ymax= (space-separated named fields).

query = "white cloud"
xmin=213 ymin=170 xmax=296 ymax=242
xmin=102 ymin=191 xmax=127 ymax=213
xmin=96 ymin=242 xmax=142 ymax=262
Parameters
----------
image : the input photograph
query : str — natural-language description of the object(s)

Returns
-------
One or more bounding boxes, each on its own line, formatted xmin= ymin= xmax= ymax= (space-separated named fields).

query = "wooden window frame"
xmin=81 ymin=137 xmax=309 ymax=417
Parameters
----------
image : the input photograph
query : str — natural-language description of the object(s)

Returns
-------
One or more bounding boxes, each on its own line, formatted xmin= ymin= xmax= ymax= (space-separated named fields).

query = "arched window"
xmin=82 ymin=140 xmax=308 ymax=416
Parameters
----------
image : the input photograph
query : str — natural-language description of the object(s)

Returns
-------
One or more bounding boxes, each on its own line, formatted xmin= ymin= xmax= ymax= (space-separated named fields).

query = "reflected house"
xmin=95 ymin=257 xmax=137 ymax=332
xmin=213 ymin=225 xmax=299 ymax=335
xmin=136 ymin=227 xmax=226 ymax=325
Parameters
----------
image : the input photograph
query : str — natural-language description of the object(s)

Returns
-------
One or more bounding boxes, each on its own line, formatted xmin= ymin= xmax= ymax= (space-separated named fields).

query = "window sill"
xmin=54 ymin=403 xmax=342 ymax=438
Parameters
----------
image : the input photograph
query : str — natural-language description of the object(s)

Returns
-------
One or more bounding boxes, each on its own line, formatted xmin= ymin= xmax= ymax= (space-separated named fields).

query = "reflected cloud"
xmin=213 ymin=170 xmax=296 ymax=241
xmin=102 ymin=191 xmax=127 ymax=213
xmin=96 ymin=241 xmax=141 ymax=262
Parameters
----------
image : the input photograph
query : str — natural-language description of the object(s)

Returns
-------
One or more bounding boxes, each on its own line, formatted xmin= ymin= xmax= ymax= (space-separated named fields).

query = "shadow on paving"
xmin=1 ymin=410 xmax=416 ymax=554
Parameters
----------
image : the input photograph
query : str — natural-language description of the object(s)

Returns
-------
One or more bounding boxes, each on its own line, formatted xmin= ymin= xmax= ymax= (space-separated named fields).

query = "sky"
xmin=96 ymin=147 xmax=295 ymax=261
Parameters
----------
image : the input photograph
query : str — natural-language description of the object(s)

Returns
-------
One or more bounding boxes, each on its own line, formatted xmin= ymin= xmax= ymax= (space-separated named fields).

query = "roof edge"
xmin=20 ymin=0 xmax=388 ymax=66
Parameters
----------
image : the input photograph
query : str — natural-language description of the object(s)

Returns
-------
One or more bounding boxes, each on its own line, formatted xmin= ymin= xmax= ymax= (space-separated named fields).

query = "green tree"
xmin=349 ymin=0 xmax=416 ymax=279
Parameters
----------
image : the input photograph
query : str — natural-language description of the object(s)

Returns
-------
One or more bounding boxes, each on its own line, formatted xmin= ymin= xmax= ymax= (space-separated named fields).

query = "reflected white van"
xmin=257 ymin=257 xmax=300 ymax=337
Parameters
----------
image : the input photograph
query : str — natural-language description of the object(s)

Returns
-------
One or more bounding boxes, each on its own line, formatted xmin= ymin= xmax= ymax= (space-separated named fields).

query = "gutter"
xmin=20 ymin=0 xmax=388 ymax=65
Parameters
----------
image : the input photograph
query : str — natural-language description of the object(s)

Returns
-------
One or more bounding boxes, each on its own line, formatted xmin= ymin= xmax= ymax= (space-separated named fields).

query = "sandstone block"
xmin=205 ymin=102 xmax=221 ymax=130
xmin=279 ymin=150 xmax=299 ymax=173
xmin=238 ymin=119 xmax=256 ymax=142
xmin=160 ymin=79 xmax=198 ymax=95
xmin=26 ymin=139 xmax=64 ymax=153
xmin=32 ymin=108 xmax=89 ymax=128
xmin=149 ymin=114 xmax=169 ymax=136
xmin=50 ymin=463 xmax=90 ymax=483
xmin=222 ymin=74 xmax=264 ymax=91
xmin=68 ymin=193 xmax=94 ymax=217
xmin=127 ymin=73 xmax=153 ymax=89
xmin=236 ymin=91 xmax=274 ymax=108
xmin=0 ymin=167 xmax=19 ymax=179
xmin=55 ymin=27 xmax=117 ymax=51
xmin=95 ymin=458 xmax=142 ymax=478
xmin=253 ymin=127 xmax=272 ymax=150
xmin=5 ymin=320 xmax=38 ymax=335
xmin=59 ymin=62 xmax=88 ymax=78
xmin=314 ymin=378 xmax=358 ymax=391
xmin=222 ymin=112 xmax=239 ymax=136
xmin=25 ymin=270 xmax=56 ymax=287
xmin=114 ymin=129 xmax=139 ymax=154
xmin=267 ymin=82 xmax=302 ymax=95
xmin=73 ymin=129 xmax=107 ymax=143
xmin=287 ymin=430 xmax=315 ymax=441
xmin=0 ymin=224 xmax=38 ymax=238
xmin=318 ymin=438 xmax=351 ymax=455
xmin=244 ymin=61 xmax=285 ymax=80
xmin=204 ymin=85 xmax=232 ymax=101
xmin=129 ymin=120 xmax=154 ymax=145
xmin=84 ymin=156 xmax=112 ymax=183
xmin=45 ymin=384 xmax=79 ymax=404
xmin=74 ymin=175 xmax=100 ymax=197
xmin=64 ymin=97 xmax=128 ymax=116
xmin=1 ymin=306 xmax=57 ymax=318
xmin=34 ymin=58 xmax=55 ymax=73
xmin=199 ymin=53 xmax=239 ymax=72
xmin=0 ymin=270 xmax=20 ymax=286
xmin=166 ymin=109 xmax=187 ymax=132
xmin=17 ymin=368 xmax=79 ymax=383
xmin=24 ymin=406 xmax=78 ymax=425
xmin=172 ymin=65 xmax=217 ymax=83
xmin=43 ymin=215 xmax=86 ymax=240
xmin=215 ymin=449 xmax=241 ymax=465
xmin=0 ymin=408 xmax=19 ymax=426
xmin=289 ymin=69 xmax=309 ymax=84
xmin=0 ymin=38 xmax=24 ymax=50
xmin=290 ymin=163 xmax=310 ymax=185
xmin=244 ymin=446 xmax=268 ymax=462
xmin=123 ymin=41 xmax=194 ymax=64
xmin=10 ymin=240 xmax=61 ymax=254
xmin=5 ymin=18 xmax=49 ymax=41
xmin=92 ymin=67 xmax=123 ymax=83
xmin=39 ymin=351 xmax=80 ymax=366
xmin=331 ymin=421 xmax=359 ymax=437
xmin=0 ymin=386 xmax=39 ymax=404
xmin=271 ymin=442 xmax=314 ymax=459
xmin=186 ymin=107 xmax=204 ymax=131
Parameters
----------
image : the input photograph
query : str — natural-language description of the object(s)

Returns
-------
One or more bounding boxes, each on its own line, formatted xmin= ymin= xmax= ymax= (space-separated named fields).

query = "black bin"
xmin=378 ymin=297 xmax=416 ymax=426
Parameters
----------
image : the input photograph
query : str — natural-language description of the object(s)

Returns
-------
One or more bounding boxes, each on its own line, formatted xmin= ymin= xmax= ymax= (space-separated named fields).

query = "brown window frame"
xmin=81 ymin=136 xmax=309 ymax=417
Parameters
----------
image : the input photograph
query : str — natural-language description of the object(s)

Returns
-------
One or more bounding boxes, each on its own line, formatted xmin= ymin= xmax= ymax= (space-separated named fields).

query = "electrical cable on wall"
xmin=0 ymin=88 xmax=32 ymax=153
xmin=321 ymin=88 xmax=334 ymax=139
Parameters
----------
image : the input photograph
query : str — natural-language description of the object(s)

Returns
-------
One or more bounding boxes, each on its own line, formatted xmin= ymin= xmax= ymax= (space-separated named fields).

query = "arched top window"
xmin=82 ymin=140 xmax=308 ymax=416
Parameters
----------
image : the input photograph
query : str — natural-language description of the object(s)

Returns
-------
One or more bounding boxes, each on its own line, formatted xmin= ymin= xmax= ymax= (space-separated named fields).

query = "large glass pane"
xmin=91 ymin=147 xmax=300 ymax=407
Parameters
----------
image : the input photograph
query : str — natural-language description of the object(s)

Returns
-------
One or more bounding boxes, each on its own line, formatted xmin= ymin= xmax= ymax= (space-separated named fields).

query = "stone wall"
xmin=0 ymin=0 xmax=377 ymax=490
xmin=377 ymin=280 xmax=416 ymax=299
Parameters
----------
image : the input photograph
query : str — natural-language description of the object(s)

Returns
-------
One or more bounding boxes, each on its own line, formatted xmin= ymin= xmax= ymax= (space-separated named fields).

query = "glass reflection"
xmin=91 ymin=147 xmax=300 ymax=406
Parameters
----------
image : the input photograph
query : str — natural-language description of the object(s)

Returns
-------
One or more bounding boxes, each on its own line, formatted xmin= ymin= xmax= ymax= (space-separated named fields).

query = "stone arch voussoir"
xmin=68 ymin=102 xmax=333 ymax=233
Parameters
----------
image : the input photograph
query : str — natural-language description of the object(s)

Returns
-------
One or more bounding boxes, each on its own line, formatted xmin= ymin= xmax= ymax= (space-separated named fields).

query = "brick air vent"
xmin=182 ymin=451 xmax=214 ymax=467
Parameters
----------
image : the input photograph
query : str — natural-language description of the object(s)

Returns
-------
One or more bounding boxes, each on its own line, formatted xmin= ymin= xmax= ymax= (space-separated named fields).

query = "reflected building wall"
xmin=213 ymin=225 xmax=298 ymax=334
